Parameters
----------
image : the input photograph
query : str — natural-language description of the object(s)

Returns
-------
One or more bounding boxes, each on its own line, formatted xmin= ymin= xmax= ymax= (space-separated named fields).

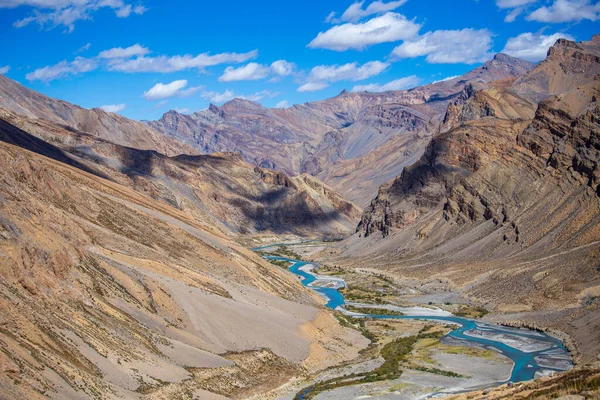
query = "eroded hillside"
xmin=0 ymin=75 xmax=195 ymax=157
xmin=0 ymin=108 xmax=361 ymax=238
xmin=344 ymin=36 xmax=600 ymax=363
xmin=0 ymin=117 xmax=368 ymax=399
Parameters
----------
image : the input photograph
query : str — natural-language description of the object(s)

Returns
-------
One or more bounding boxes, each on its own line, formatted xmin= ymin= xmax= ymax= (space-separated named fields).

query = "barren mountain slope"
xmin=0 ymin=75 xmax=197 ymax=157
xmin=0 ymin=108 xmax=361 ymax=238
xmin=0 ymin=120 xmax=368 ymax=399
xmin=148 ymin=55 xmax=534 ymax=206
xmin=343 ymin=36 xmax=600 ymax=362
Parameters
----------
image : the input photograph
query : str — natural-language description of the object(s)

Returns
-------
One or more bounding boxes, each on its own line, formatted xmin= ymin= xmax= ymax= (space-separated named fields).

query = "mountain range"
xmin=0 ymin=33 xmax=599 ymax=400
xmin=146 ymin=54 xmax=535 ymax=207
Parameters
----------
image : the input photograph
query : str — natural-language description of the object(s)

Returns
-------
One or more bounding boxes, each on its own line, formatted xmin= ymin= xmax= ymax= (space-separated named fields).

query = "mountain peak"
xmin=221 ymin=98 xmax=265 ymax=112
xmin=493 ymin=53 xmax=518 ymax=62
xmin=487 ymin=52 xmax=534 ymax=68
xmin=224 ymin=97 xmax=259 ymax=106
xmin=472 ymin=53 xmax=536 ymax=81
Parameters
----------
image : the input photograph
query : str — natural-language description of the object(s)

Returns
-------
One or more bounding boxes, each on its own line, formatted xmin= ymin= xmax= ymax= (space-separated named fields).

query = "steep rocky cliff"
xmin=358 ymin=37 xmax=599 ymax=240
xmin=349 ymin=36 xmax=600 ymax=362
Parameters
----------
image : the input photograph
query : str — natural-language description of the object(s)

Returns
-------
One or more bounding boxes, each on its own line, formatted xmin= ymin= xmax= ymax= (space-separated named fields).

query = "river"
xmin=254 ymin=244 xmax=573 ymax=396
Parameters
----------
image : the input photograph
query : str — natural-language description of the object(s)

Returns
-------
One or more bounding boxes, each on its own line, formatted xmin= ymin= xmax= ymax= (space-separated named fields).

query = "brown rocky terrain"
xmin=147 ymin=55 xmax=534 ymax=206
xmin=0 ymin=28 xmax=596 ymax=400
xmin=0 ymin=107 xmax=361 ymax=239
xmin=344 ymin=36 xmax=600 ymax=363
xmin=0 ymin=113 xmax=368 ymax=399
xmin=0 ymin=75 xmax=197 ymax=157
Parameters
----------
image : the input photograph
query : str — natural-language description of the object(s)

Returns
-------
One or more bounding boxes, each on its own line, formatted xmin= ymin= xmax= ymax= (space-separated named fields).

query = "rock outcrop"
xmin=358 ymin=37 xmax=599 ymax=240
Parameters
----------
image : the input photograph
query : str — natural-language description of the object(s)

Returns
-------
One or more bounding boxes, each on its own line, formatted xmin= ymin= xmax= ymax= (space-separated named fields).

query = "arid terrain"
xmin=339 ymin=36 xmax=600 ymax=365
xmin=0 ymin=27 xmax=599 ymax=400
xmin=0 ymin=120 xmax=371 ymax=399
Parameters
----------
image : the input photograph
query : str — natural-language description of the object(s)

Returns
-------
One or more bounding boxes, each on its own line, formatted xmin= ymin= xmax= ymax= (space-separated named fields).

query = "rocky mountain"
xmin=0 ymin=75 xmax=197 ymax=157
xmin=348 ymin=35 xmax=600 ymax=362
xmin=0 ymin=107 xmax=367 ymax=399
xmin=0 ymin=31 xmax=594 ymax=399
xmin=147 ymin=55 xmax=535 ymax=207
xmin=0 ymin=107 xmax=361 ymax=238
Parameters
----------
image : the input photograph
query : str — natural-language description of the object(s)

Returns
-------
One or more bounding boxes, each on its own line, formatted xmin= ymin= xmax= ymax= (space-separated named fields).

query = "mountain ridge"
xmin=147 ymin=53 xmax=535 ymax=207
xmin=0 ymin=74 xmax=198 ymax=157
xmin=0 ymin=106 xmax=361 ymax=238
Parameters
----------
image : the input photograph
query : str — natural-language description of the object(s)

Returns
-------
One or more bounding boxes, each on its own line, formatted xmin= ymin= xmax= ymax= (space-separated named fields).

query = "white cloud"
xmin=107 ymin=49 xmax=258 ymax=73
xmin=496 ymin=0 xmax=538 ymax=8
xmin=351 ymin=75 xmax=419 ymax=92
xmin=26 ymin=57 xmax=97 ymax=82
xmin=144 ymin=80 xmax=187 ymax=100
xmin=527 ymin=0 xmax=600 ymax=22
xmin=328 ymin=0 xmax=408 ymax=23
xmin=174 ymin=107 xmax=191 ymax=114
xmin=2 ymin=0 xmax=147 ymax=32
xmin=152 ymin=100 xmax=168 ymax=109
xmin=0 ymin=65 xmax=10 ymax=75
xmin=502 ymin=32 xmax=575 ymax=61
xmin=98 ymin=44 xmax=149 ymax=59
xmin=391 ymin=29 xmax=493 ymax=64
xmin=200 ymin=89 xmax=277 ymax=104
xmin=495 ymin=0 xmax=539 ymax=22
xmin=244 ymin=90 xmax=279 ymax=101
xmin=115 ymin=4 xmax=146 ymax=17
xmin=202 ymin=89 xmax=236 ymax=103
xmin=100 ymin=103 xmax=126 ymax=113
xmin=143 ymin=80 xmax=202 ymax=100
xmin=308 ymin=61 xmax=389 ymax=82
xmin=504 ymin=8 xmax=524 ymax=22
xmin=298 ymin=82 xmax=330 ymax=92
xmin=431 ymin=75 xmax=460 ymax=84
xmin=75 ymin=42 xmax=91 ymax=53
xmin=299 ymin=60 xmax=388 ymax=92
xmin=308 ymin=12 xmax=421 ymax=51
xmin=275 ymin=100 xmax=290 ymax=108
xmin=218 ymin=60 xmax=295 ymax=82
xmin=25 ymin=46 xmax=257 ymax=82
xmin=270 ymin=60 xmax=294 ymax=77
xmin=220 ymin=63 xmax=269 ymax=82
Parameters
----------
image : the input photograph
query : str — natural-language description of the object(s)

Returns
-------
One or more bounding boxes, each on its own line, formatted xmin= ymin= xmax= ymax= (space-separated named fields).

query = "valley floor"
xmin=250 ymin=240 xmax=597 ymax=400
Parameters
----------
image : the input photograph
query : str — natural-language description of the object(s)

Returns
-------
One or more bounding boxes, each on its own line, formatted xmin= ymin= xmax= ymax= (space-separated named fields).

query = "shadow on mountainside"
xmin=240 ymin=203 xmax=345 ymax=234
xmin=0 ymin=118 xmax=112 ymax=181
xmin=116 ymin=146 xmax=158 ymax=176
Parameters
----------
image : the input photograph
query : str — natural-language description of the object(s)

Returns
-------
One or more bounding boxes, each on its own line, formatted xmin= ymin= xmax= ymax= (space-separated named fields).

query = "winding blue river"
xmin=254 ymin=244 xmax=573 ymax=388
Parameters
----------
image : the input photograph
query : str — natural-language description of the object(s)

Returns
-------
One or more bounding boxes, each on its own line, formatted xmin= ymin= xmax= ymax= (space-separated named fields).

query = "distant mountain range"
xmin=145 ymin=54 xmax=535 ymax=206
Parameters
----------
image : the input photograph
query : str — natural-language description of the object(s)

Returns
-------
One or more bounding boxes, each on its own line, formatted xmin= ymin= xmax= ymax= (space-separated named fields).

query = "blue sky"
xmin=0 ymin=0 xmax=598 ymax=120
